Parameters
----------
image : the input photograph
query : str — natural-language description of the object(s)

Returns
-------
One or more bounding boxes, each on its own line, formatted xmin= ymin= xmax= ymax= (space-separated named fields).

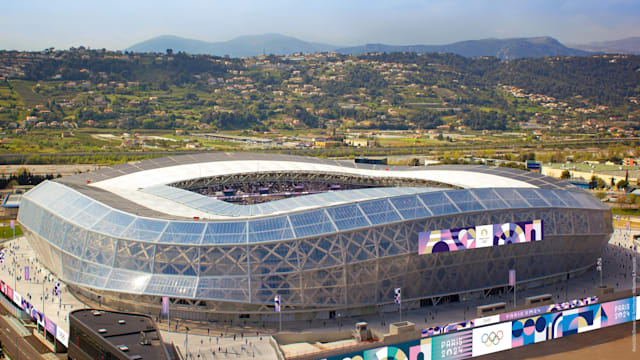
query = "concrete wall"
xmin=273 ymin=330 xmax=354 ymax=346
xmin=542 ymin=167 xmax=638 ymax=184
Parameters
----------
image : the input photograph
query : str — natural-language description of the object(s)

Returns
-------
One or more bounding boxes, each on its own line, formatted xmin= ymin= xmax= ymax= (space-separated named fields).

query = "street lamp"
xmin=184 ymin=326 xmax=190 ymax=357
xmin=462 ymin=295 xmax=467 ymax=322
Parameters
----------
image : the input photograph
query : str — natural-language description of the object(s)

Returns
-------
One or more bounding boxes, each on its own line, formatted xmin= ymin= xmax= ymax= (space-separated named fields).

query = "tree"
xmin=590 ymin=175 xmax=606 ymax=189
xmin=560 ymin=170 xmax=571 ymax=179
xmin=616 ymin=180 xmax=629 ymax=190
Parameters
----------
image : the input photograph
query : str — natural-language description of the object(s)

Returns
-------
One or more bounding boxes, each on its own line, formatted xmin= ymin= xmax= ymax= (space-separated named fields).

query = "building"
xmin=344 ymin=138 xmax=373 ymax=147
xmin=313 ymin=139 xmax=341 ymax=148
xmin=623 ymin=158 xmax=639 ymax=167
xmin=17 ymin=153 xmax=612 ymax=323
xmin=68 ymin=309 xmax=171 ymax=360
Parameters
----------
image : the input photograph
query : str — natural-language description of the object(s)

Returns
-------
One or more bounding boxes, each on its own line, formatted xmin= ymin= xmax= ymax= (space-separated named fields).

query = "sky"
xmin=1 ymin=0 xmax=639 ymax=51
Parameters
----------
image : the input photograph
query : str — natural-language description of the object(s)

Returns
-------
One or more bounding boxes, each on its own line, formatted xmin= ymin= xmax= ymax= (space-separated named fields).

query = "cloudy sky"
xmin=2 ymin=0 xmax=639 ymax=50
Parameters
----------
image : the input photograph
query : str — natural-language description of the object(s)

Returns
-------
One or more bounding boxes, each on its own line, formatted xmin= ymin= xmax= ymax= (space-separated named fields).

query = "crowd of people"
xmin=193 ymin=180 xmax=375 ymax=205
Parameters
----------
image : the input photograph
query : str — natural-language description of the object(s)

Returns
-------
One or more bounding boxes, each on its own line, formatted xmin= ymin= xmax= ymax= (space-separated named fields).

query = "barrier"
xmin=320 ymin=294 xmax=638 ymax=360
xmin=524 ymin=294 xmax=553 ymax=306
xmin=476 ymin=302 xmax=506 ymax=317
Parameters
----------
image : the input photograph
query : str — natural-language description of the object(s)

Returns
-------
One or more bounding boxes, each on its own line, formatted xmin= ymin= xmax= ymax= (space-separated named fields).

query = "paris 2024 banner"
xmin=319 ymin=295 xmax=640 ymax=360
xmin=418 ymin=219 xmax=543 ymax=255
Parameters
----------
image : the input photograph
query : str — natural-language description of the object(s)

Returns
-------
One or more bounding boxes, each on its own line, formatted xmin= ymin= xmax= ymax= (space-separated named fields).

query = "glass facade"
xmin=18 ymin=177 xmax=612 ymax=313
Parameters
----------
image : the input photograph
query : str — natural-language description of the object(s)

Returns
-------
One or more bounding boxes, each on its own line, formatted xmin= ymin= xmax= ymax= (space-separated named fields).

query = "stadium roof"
xmin=52 ymin=152 xmax=580 ymax=221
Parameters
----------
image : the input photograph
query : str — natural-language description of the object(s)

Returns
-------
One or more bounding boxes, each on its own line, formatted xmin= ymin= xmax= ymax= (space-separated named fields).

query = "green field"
xmin=611 ymin=208 xmax=640 ymax=216
xmin=0 ymin=224 xmax=22 ymax=239
xmin=10 ymin=80 xmax=47 ymax=107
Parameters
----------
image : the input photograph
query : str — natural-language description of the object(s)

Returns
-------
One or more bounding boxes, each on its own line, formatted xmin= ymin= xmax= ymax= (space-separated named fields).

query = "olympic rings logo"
xmin=481 ymin=330 xmax=503 ymax=347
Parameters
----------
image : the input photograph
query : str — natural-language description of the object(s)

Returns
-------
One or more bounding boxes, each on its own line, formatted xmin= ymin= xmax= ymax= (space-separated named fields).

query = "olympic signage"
xmin=320 ymin=295 xmax=640 ymax=360
xmin=0 ymin=279 xmax=68 ymax=347
xmin=471 ymin=322 xmax=511 ymax=356
xmin=418 ymin=219 xmax=543 ymax=255
xmin=421 ymin=296 xmax=598 ymax=338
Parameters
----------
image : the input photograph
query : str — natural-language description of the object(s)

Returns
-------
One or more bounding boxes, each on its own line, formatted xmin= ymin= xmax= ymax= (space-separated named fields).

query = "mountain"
xmin=571 ymin=37 xmax=640 ymax=55
xmin=335 ymin=37 xmax=591 ymax=60
xmin=127 ymin=34 xmax=591 ymax=60
xmin=126 ymin=34 xmax=336 ymax=58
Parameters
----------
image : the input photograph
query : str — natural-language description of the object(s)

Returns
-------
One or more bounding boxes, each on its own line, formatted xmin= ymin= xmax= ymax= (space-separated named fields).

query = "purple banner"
xmin=162 ymin=296 xmax=169 ymax=314
xmin=500 ymin=296 xmax=599 ymax=322
xmin=511 ymin=297 xmax=634 ymax=348
xmin=44 ymin=316 xmax=57 ymax=336
xmin=34 ymin=309 xmax=44 ymax=325
xmin=419 ymin=220 xmax=543 ymax=255
xmin=423 ymin=296 xmax=598 ymax=337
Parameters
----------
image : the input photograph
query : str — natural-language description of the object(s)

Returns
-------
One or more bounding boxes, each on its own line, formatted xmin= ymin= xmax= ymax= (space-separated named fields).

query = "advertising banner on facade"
xmin=471 ymin=322 xmax=512 ymax=357
xmin=162 ymin=296 xmax=169 ymax=314
xmin=34 ymin=309 xmax=44 ymax=326
xmin=322 ymin=295 xmax=637 ymax=360
xmin=44 ymin=316 xmax=57 ymax=336
xmin=431 ymin=330 xmax=473 ymax=360
xmin=12 ymin=291 xmax=22 ymax=310
xmin=56 ymin=326 xmax=69 ymax=347
xmin=418 ymin=220 xmax=542 ymax=255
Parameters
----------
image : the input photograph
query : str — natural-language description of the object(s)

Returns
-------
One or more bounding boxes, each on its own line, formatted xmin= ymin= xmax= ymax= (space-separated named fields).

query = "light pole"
xmin=184 ymin=326 xmax=190 ymax=357
xmin=463 ymin=295 xmax=467 ymax=322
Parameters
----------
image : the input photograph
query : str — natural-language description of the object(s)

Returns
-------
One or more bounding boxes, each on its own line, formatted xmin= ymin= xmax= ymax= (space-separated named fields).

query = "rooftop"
xmin=48 ymin=153 xmax=578 ymax=220
xmin=70 ymin=309 xmax=170 ymax=360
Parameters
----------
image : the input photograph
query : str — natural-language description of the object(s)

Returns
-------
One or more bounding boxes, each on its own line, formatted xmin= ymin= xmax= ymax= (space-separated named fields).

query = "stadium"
xmin=17 ymin=153 xmax=612 ymax=322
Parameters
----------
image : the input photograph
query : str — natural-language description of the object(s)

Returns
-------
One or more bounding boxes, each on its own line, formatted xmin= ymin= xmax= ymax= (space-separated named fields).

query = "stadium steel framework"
xmin=17 ymin=153 xmax=612 ymax=322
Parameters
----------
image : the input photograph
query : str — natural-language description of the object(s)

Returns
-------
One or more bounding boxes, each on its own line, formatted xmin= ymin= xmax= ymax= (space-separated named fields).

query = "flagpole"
xmin=394 ymin=287 xmax=401 ymax=322
xmin=514 ymin=279 xmax=516 ymax=309
xmin=275 ymin=295 xmax=282 ymax=332
xmin=11 ymin=220 xmax=16 ymax=290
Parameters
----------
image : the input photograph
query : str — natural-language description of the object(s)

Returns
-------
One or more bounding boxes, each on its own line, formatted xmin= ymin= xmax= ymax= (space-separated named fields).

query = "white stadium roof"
xmin=89 ymin=160 xmax=537 ymax=220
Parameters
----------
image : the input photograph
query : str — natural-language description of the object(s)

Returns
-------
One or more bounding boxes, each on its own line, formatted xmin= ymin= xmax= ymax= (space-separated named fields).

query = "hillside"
xmin=1 ymin=49 xmax=639 ymax=139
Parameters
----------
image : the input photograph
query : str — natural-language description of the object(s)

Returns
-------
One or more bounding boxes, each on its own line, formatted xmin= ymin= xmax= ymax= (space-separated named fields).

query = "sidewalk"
xmin=0 ymin=236 xmax=87 ymax=341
